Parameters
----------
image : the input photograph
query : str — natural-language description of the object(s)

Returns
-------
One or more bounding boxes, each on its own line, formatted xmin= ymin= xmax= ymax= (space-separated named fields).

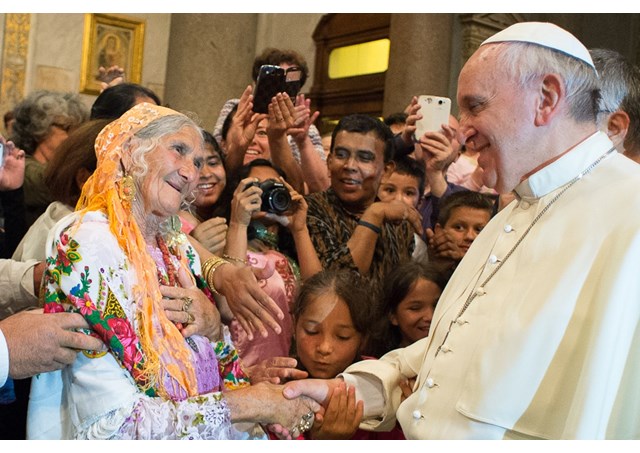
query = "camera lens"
xmin=265 ymin=188 xmax=291 ymax=214
xmin=259 ymin=180 xmax=291 ymax=214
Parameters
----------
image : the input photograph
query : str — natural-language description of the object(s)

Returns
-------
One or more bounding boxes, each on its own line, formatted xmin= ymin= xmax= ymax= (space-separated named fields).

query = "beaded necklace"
xmin=156 ymin=234 xmax=178 ymax=287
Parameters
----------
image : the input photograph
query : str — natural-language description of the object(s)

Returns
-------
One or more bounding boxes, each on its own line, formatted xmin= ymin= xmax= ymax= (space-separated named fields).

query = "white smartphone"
xmin=414 ymin=95 xmax=451 ymax=140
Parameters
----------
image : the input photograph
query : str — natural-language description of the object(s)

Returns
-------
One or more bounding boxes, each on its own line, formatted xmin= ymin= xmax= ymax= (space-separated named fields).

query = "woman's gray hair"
xmin=10 ymin=90 xmax=89 ymax=154
xmin=491 ymin=42 xmax=600 ymax=123
xmin=127 ymin=113 xmax=204 ymax=181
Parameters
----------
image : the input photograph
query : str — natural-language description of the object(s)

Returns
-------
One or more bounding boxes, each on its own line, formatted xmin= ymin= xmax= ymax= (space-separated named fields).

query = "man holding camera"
xmin=305 ymin=113 xmax=423 ymax=288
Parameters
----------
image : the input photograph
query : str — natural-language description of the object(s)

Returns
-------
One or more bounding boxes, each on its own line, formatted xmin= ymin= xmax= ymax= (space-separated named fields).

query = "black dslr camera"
xmin=245 ymin=179 xmax=291 ymax=214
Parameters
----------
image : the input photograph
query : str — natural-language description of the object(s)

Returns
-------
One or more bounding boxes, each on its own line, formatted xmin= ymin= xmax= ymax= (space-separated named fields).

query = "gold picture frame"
xmin=79 ymin=13 xmax=145 ymax=95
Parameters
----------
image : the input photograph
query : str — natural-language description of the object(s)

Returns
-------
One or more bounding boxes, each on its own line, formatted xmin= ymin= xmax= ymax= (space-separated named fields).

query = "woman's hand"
xmin=267 ymin=92 xmax=298 ymax=138
xmin=227 ymin=85 xmax=267 ymax=152
xmin=214 ymin=263 xmax=284 ymax=340
xmin=159 ymin=266 xmax=222 ymax=341
xmin=288 ymin=93 xmax=320 ymax=144
xmin=278 ymin=178 xmax=308 ymax=234
xmin=190 ymin=217 xmax=228 ymax=255
xmin=229 ymin=177 xmax=263 ymax=227
xmin=246 ymin=356 xmax=308 ymax=384
xmin=309 ymin=381 xmax=363 ymax=439
xmin=226 ymin=382 xmax=320 ymax=439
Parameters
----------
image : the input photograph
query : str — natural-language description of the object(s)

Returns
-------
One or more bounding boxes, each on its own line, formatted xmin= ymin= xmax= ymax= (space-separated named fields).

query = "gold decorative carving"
xmin=459 ymin=13 xmax=525 ymax=63
xmin=0 ymin=13 xmax=31 ymax=117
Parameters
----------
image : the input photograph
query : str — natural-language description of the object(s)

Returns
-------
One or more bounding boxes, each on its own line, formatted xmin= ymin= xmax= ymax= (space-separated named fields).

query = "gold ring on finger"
xmin=185 ymin=311 xmax=194 ymax=325
xmin=182 ymin=296 xmax=193 ymax=312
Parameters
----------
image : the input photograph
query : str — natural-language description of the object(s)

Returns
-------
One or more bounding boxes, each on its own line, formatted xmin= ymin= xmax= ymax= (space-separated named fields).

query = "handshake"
xmin=259 ymin=376 xmax=363 ymax=440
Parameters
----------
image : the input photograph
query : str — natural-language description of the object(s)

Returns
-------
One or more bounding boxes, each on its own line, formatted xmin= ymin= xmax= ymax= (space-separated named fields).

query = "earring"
xmin=183 ymin=190 xmax=196 ymax=206
xmin=118 ymin=160 xmax=136 ymax=202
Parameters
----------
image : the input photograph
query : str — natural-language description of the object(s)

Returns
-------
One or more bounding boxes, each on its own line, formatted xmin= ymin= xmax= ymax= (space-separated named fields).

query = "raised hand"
xmin=401 ymin=96 xmax=421 ymax=146
xmin=97 ymin=65 xmax=125 ymax=91
xmin=227 ymin=86 xmax=267 ymax=154
xmin=288 ymin=93 xmax=320 ymax=144
xmin=0 ymin=137 xmax=26 ymax=190
xmin=267 ymin=92 xmax=298 ymax=137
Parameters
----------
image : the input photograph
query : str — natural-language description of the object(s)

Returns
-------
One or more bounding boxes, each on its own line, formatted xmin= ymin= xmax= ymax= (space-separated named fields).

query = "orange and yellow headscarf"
xmin=77 ymin=103 xmax=200 ymax=399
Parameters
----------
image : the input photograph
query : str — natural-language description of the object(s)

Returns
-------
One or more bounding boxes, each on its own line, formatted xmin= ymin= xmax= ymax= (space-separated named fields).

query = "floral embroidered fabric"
xmin=33 ymin=211 xmax=260 ymax=439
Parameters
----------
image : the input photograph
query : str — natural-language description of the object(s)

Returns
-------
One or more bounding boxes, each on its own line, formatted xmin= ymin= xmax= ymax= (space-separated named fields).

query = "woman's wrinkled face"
xmin=137 ymin=126 xmax=205 ymax=219
xmin=194 ymin=142 xmax=226 ymax=209
xmin=295 ymin=293 xmax=362 ymax=379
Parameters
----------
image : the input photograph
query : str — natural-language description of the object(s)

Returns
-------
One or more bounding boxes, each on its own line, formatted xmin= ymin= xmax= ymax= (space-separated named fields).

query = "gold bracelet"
xmin=201 ymin=256 xmax=230 ymax=295
xmin=223 ymin=253 xmax=248 ymax=266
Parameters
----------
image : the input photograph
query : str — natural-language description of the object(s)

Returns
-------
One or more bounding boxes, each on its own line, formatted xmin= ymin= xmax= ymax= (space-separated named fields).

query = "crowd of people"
xmin=1 ymin=20 xmax=640 ymax=440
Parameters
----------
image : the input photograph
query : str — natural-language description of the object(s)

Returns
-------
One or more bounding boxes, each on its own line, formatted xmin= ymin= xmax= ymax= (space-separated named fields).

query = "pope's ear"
xmin=534 ymin=74 xmax=563 ymax=127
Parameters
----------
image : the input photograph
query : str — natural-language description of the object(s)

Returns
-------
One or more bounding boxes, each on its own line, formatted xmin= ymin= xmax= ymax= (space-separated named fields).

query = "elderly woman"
xmin=10 ymin=90 xmax=88 ymax=229
xmin=27 ymin=103 xmax=317 ymax=439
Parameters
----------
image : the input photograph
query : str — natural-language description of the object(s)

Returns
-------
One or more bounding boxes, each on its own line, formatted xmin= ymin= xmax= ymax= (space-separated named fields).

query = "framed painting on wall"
xmin=79 ymin=13 xmax=145 ymax=95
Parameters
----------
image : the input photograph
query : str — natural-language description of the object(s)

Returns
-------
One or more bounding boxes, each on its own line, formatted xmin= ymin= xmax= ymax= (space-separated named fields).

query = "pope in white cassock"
xmin=284 ymin=21 xmax=640 ymax=439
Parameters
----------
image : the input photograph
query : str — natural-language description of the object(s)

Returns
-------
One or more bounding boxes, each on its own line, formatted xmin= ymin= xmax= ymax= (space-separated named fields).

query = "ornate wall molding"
xmin=1 ymin=13 xmax=31 ymax=118
xmin=459 ymin=13 xmax=525 ymax=63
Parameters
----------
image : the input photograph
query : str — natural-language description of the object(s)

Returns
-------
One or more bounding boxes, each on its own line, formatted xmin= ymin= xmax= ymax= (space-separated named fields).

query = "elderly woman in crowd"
xmin=10 ymin=90 xmax=88 ymax=229
xmin=27 ymin=103 xmax=317 ymax=439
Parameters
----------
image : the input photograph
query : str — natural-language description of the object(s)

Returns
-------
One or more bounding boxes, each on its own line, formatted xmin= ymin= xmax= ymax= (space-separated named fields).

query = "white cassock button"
xmin=475 ymin=287 xmax=486 ymax=296
xmin=456 ymin=318 xmax=466 ymax=325
xmin=426 ymin=378 xmax=435 ymax=388
xmin=413 ymin=410 xmax=422 ymax=420
xmin=440 ymin=345 xmax=451 ymax=353
xmin=520 ymin=201 xmax=530 ymax=209
xmin=488 ymin=255 xmax=498 ymax=264
xmin=504 ymin=224 xmax=513 ymax=233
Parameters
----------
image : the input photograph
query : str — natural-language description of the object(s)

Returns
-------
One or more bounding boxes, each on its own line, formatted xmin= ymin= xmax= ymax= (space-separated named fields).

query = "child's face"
xmin=390 ymin=277 xmax=441 ymax=346
xmin=377 ymin=172 xmax=421 ymax=208
xmin=438 ymin=206 xmax=491 ymax=253
xmin=295 ymin=294 xmax=362 ymax=379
